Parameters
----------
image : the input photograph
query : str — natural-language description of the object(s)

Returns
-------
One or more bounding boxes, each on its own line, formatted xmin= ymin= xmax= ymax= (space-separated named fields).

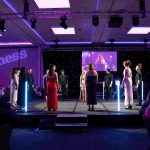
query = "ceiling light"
xmin=105 ymin=41 xmax=150 ymax=44
xmin=127 ymin=27 xmax=150 ymax=34
xmin=60 ymin=16 xmax=68 ymax=29
xmin=51 ymin=27 xmax=75 ymax=34
xmin=0 ymin=42 xmax=32 ymax=46
xmin=92 ymin=15 xmax=99 ymax=27
xmin=34 ymin=0 xmax=70 ymax=9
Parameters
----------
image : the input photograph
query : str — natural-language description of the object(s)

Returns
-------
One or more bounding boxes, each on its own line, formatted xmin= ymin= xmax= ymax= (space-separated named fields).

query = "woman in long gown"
xmin=122 ymin=60 xmax=133 ymax=109
xmin=46 ymin=64 xmax=58 ymax=111
xmin=86 ymin=64 xmax=98 ymax=111
xmin=10 ymin=68 xmax=20 ymax=108
xmin=79 ymin=69 xmax=86 ymax=101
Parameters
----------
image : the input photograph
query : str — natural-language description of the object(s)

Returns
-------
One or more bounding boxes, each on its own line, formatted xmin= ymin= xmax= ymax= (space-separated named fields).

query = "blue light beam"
xmin=25 ymin=81 xmax=28 ymax=112
xmin=142 ymin=81 xmax=144 ymax=103
xmin=115 ymin=80 xmax=120 ymax=112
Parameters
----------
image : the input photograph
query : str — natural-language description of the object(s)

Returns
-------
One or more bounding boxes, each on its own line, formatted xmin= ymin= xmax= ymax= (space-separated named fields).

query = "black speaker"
xmin=132 ymin=16 xmax=139 ymax=26
xmin=39 ymin=118 xmax=56 ymax=130
xmin=108 ymin=15 xmax=123 ymax=28
xmin=92 ymin=15 xmax=99 ymax=26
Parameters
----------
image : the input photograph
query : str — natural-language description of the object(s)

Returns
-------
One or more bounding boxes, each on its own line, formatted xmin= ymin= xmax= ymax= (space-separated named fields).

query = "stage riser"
xmin=16 ymin=114 xmax=144 ymax=128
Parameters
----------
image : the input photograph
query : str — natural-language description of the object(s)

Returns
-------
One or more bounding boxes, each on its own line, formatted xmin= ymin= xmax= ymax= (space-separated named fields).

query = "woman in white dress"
xmin=79 ymin=68 xmax=86 ymax=101
xmin=10 ymin=68 xmax=20 ymax=108
xmin=122 ymin=60 xmax=133 ymax=109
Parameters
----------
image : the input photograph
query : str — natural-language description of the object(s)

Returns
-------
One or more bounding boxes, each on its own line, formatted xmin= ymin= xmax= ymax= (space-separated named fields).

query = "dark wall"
xmin=43 ymin=50 xmax=150 ymax=99
xmin=43 ymin=51 xmax=81 ymax=98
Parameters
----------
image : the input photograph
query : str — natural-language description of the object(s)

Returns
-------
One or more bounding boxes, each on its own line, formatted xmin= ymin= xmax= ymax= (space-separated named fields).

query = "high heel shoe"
xmin=88 ymin=106 xmax=91 ymax=111
xmin=128 ymin=105 xmax=132 ymax=109
xmin=92 ymin=106 xmax=94 ymax=111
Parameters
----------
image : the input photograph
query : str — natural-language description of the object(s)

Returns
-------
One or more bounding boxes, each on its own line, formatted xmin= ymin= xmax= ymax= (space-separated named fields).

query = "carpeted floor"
xmin=10 ymin=127 xmax=150 ymax=150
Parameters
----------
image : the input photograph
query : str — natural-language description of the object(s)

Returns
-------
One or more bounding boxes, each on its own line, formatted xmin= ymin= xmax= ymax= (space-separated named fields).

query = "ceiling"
xmin=0 ymin=0 xmax=150 ymax=46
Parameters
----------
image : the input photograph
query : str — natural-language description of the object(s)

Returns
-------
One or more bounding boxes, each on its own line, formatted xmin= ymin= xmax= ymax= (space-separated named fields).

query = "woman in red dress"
xmin=46 ymin=64 xmax=58 ymax=111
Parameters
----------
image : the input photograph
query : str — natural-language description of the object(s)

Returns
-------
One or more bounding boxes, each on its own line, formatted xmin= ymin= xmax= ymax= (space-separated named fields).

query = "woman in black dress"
xmin=85 ymin=64 xmax=98 ymax=111
xmin=17 ymin=67 xmax=27 ymax=109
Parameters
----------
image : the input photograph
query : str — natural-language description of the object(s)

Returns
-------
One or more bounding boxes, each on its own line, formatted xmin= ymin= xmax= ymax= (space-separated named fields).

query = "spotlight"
xmin=30 ymin=19 xmax=37 ymax=29
xmin=132 ymin=16 xmax=139 ymax=26
xmin=108 ymin=15 xmax=123 ymax=28
xmin=0 ymin=20 xmax=5 ymax=32
xmin=60 ymin=16 xmax=68 ymax=29
xmin=92 ymin=15 xmax=99 ymax=26
xmin=24 ymin=0 xmax=29 ymax=13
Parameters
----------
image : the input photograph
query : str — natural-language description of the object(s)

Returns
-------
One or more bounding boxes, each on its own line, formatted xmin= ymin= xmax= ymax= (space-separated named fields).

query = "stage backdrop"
xmin=43 ymin=51 xmax=81 ymax=98
xmin=43 ymin=50 xmax=150 ymax=99
xmin=0 ymin=47 xmax=41 ymax=86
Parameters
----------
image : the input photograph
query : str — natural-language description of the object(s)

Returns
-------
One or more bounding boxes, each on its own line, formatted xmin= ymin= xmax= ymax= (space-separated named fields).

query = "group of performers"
xmin=9 ymin=60 xmax=142 ymax=112
xmin=79 ymin=61 xmax=142 ymax=110
xmin=122 ymin=61 xmax=142 ymax=109
xmin=10 ymin=67 xmax=34 ymax=109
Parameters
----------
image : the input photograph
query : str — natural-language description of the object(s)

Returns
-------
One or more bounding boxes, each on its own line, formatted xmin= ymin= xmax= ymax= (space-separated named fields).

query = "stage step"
xmin=56 ymin=113 xmax=88 ymax=129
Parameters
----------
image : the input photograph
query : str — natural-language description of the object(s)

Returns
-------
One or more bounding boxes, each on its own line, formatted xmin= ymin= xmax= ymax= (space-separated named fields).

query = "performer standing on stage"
xmin=27 ymin=68 xmax=34 ymax=102
xmin=86 ymin=64 xmax=98 ymax=111
xmin=122 ymin=60 xmax=133 ymax=109
xmin=18 ymin=67 xmax=27 ymax=110
xmin=59 ymin=69 xmax=68 ymax=100
xmin=135 ymin=63 xmax=142 ymax=106
xmin=79 ymin=68 xmax=86 ymax=101
xmin=46 ymin=64 xmax=58 ymax=111
xmin=43 ymin=69 xmax=49 ymax=100
xmin=104 ymin=69 xmax=113 ymax=101
xmin=10 ymin=68 xmax=20 ymax=108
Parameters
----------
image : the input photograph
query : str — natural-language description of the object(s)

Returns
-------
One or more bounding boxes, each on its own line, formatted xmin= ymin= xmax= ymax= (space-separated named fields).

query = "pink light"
xmin=127 ymin=27 xmax=150 ymax=34
xmin=0 ymin=34 xmax=2 ymax=36
xmin=34 ymin=0 xmax=70 ymax=9
xmin=0 ymin=42 xmax=33 ymax=46
xmin=51 ymin=27 xmax=75 ymax=34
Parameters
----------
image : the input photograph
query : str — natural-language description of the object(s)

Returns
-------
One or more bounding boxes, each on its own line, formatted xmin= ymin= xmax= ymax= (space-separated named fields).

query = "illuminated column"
xmin=25 ymin=81 xmax=28 ymax=112
xmin=103 ymin=81 xmax=105 ymax=100
xmin=115 ymin=80 xmax=120 ymax=112
xmin=142 ymin=81 xmax=144 ymax=103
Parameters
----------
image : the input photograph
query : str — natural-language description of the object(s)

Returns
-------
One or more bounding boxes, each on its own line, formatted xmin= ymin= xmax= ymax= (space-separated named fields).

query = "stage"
xmin=18 ymin=99 xmax=140 ymax=115
xmin=15 ymin=99 xmax=144 ymax=128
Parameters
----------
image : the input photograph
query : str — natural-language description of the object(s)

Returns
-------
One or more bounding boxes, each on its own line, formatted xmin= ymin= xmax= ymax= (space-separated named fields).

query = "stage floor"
xmin=18 ymin=99 xmax=140 ymax=115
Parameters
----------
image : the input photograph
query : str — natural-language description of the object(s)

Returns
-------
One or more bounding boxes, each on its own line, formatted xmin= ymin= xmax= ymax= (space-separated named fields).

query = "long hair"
xmin=49 ymin=64 xmax=54 ymax=76
xmin=88 ymin=64 xmax=95 ymax=74
xmin=11 ymin=68 xmax=17 ymax=79
xmin=20 ymin=67 xmax=27 ymax=80
xmin=124 ymin=60 xmax=131 ymax=67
